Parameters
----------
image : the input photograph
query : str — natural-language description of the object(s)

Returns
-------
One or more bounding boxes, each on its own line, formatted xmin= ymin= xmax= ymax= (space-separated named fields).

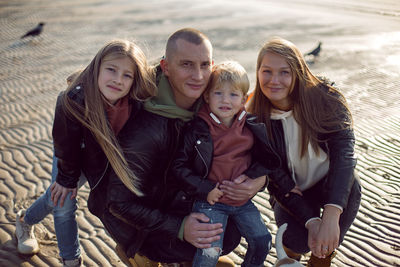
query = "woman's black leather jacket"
xmin=267 ymin=104 xmax=358 ymax=226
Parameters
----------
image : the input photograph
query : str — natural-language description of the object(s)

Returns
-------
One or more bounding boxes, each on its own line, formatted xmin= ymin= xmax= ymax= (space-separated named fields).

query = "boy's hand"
xmin=207 ymin=183 xmax=223 ymax=205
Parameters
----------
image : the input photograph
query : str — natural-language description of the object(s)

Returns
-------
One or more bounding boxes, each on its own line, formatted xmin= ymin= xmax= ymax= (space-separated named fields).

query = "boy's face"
xmin=204 ymin=82 xmax=246 ymax=127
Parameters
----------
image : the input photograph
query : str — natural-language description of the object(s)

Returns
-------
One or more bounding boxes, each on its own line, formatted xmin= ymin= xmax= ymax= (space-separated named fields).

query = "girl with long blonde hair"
xmin=15 ymin=39 xmax=156 ymax=266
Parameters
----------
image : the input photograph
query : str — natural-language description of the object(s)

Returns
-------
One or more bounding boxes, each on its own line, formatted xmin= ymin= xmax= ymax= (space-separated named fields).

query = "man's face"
xmin=161 ymin=39 xmax=213 ymax=108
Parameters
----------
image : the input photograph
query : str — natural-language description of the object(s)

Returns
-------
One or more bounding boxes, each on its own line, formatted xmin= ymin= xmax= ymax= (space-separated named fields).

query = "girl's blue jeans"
xmin=23 ymin=156 xmax=86 ymax=260
xmin=192 ymin=200 xmax=271 ymax=267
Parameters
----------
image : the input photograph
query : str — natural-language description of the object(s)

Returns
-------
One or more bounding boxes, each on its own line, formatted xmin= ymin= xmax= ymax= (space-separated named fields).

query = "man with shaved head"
xmin=98 ymin=28 xmax=267 ymax=266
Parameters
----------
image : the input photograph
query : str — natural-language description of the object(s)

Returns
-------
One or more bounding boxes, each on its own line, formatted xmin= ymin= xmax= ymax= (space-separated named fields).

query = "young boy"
xmin=171 ymin=61 xmax=278 ymax=267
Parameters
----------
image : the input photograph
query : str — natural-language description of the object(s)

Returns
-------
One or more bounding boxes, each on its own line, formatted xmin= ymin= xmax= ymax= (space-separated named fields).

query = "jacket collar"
xmin=143 ymin=74 xmax=199 ymax=122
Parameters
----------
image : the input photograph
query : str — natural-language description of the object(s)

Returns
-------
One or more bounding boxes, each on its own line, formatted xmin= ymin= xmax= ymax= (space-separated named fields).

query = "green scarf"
xmin=144 ymin=74 xmax=200 ymax=122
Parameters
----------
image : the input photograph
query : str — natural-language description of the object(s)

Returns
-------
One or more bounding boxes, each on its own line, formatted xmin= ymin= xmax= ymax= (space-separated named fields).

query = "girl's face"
xmin=258 ymin=52 xmax=293 ymax=111
xmin=98 ymin=57 xmax=135 ymax=104
xmin=204 ymin=82 xmax=246 ymax=127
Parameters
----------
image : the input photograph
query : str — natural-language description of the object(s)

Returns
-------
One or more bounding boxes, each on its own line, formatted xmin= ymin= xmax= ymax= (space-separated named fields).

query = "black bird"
xmin=21 ymin=22 xmax=45 ymax=39
xmin=305 ymin=41 xmax=322 ymax=57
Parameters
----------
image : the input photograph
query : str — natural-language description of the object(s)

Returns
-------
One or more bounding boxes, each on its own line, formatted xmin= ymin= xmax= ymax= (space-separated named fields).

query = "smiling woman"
xmin=248 ymin=37 xmax=362 ymax=266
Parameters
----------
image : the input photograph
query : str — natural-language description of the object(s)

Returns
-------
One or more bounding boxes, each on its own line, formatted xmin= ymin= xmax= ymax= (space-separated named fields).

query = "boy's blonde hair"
xmin=206 ymin=61 xmax=249 ymax=95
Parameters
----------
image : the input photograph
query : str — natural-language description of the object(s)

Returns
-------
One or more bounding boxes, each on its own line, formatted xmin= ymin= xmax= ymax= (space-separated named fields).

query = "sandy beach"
xmin=0 ymin=0 xmax=399 ymax=266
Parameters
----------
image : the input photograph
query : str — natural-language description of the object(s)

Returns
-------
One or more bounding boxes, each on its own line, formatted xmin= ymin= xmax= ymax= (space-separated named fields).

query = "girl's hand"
xmin=219 ymin=175 xmax=265 ymax=201
xmin=50 ymin=182 xmax=77 ymax=208
xmin=207 ymin=183 xmax=223 ymax=205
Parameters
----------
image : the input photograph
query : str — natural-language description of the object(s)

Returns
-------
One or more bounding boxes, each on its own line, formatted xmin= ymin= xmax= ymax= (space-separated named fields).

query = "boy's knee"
xmin=202 ymin=247 xmax=221 ymax=259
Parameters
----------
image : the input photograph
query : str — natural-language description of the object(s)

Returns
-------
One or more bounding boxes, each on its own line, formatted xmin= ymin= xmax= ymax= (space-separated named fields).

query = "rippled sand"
xmin=0 ymin=0 xmax=399 ymax=266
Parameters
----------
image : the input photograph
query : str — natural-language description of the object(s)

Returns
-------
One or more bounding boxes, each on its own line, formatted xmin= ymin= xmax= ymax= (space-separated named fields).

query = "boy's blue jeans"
xmin=23 ymin=156 xmax=86 ymax=260
xmin=192 ymin=200 xmax=271 ymax=267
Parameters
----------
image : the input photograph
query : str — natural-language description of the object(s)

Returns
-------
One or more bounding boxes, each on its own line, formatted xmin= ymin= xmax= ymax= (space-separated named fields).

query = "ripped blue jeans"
xmin=192 ymin=200 xmax=271 ymax=267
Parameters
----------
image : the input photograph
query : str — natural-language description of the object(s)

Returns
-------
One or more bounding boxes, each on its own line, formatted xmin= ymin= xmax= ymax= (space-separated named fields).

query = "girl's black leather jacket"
xmin=52 ymin=85 xmax=141 ymax=190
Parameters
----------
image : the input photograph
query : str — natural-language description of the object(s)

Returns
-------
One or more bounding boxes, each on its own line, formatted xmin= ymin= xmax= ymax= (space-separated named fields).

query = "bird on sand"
xmin=21 ymin=22 xmax=45 ymax=39
xmin=305 ymin=41 xmax=322 ymax=57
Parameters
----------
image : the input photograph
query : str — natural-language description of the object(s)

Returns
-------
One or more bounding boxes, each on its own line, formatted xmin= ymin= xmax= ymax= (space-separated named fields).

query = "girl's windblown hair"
xmin=64 ymin=39 xmax=157 ymax=196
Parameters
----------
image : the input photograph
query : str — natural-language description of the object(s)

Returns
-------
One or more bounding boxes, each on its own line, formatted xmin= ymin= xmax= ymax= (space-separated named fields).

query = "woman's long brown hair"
xmin=247 ymin=37 xmax=352 ymax=157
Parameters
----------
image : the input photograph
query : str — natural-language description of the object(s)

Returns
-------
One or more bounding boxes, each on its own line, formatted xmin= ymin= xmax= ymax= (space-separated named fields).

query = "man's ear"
xmin=203 ymin=92 xmax=210 ymax=103
xmin=160 ymin=58 xmax=169 ymax=76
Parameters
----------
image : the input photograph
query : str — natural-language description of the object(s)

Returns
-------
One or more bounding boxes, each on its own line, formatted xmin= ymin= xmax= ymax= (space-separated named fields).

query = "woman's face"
xmin=258 ymin=52 xmax=293 ymax=111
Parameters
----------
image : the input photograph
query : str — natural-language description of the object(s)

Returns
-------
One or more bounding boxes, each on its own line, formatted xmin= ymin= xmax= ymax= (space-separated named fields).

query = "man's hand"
xmin=183 ymin=213 xmax=223 ymax=249
xmin=50 ymin=182 xmax=77 ymax=208
xmin=219 ymin=174 xmax=266 ymax=201
xmin=207 ymin=183 xmax=223 ymax=205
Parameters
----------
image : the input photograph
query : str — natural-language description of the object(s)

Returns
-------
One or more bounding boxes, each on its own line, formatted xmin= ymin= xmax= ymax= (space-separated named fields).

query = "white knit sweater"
xmin=270 ymin=109 xmax=330 ymax=191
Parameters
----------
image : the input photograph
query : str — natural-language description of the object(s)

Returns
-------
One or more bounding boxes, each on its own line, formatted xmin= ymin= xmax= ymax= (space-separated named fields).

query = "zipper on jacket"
xmin=195 ymin=143 xmax=208 ymax=179
xmin=163 ymin=120 xmax=183 ymax=184
xmin=91 ymin=161 xmax=109 ymax=191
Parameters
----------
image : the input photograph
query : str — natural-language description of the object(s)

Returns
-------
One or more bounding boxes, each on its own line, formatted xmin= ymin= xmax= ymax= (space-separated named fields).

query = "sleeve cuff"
xmin=305 ymin=217 xmax=321 ymax=228
xmin=178 ymin=216 xmax=187 ymax=241
xmin=324 ymin=203 xmax=343 ymax=213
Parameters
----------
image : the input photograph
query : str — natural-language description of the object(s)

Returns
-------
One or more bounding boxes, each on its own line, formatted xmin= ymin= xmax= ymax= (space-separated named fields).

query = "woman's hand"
xmin=289 ymin=185 xmax=303 ymax=196
xmin=219 ymin=174 xmax=266 ymax=202
xmin=50 ymin=182 xmax=77 ymax=208
xmin=183 ymin=213 xmax=223 ymax=248
xmin=308 ymin=206 xmax=341 ymax=258
xmin=307 ymin=219 xmax=322 ymax=257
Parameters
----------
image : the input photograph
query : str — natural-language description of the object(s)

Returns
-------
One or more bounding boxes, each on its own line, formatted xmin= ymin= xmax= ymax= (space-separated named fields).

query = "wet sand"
xmin=0 ymin=0 xmax=399 ymax=266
